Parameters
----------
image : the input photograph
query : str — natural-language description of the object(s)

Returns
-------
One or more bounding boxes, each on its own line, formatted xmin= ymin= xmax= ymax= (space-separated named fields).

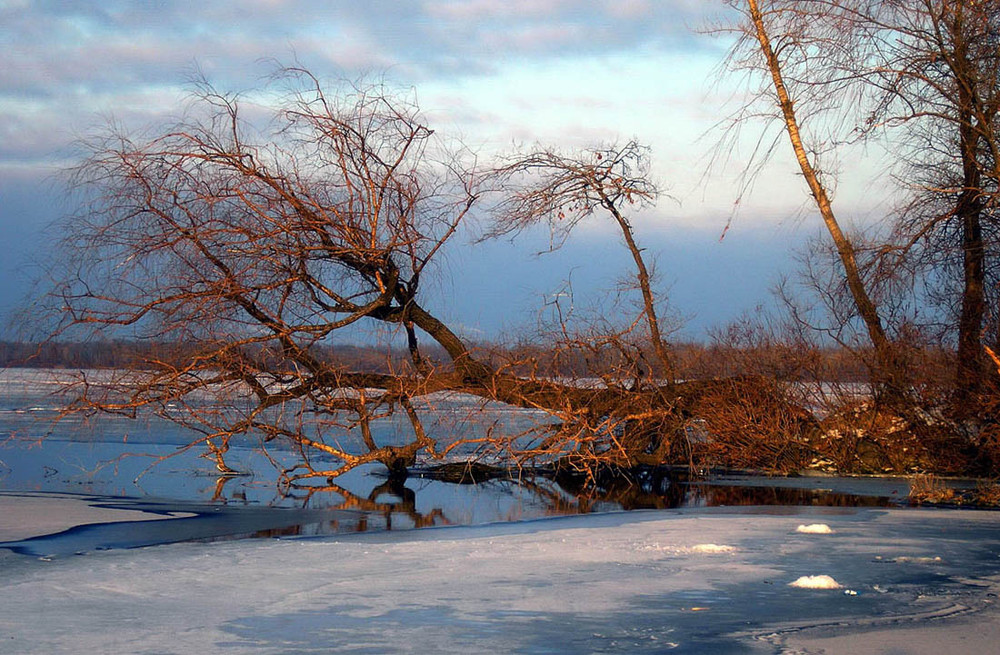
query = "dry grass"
xmin=683 ymin=376 xmax=815 ymax=474
xmin=908 ymin=474 xmax=957 ymax=504
xmin=973 ymin=479 xmax=1000 ymax=506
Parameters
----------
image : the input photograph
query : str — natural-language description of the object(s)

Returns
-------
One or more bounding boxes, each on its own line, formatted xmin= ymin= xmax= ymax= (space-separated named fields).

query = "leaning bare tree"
xmin=723 ymin=0 xmax=904 ymax=399
xmin=42 ymin=68 xmax=811 ymax=487
xmin=49 ymin=69 xmax=493 ymax=483
xmin=725 ymin=0 xmax=1000 ymax=415
xmin=488 ymin=142 xmax=676 ymax=383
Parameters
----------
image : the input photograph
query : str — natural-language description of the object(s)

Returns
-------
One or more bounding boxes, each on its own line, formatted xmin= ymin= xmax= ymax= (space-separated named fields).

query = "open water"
xmin=0 ymin=367 xmax=919 ymax=554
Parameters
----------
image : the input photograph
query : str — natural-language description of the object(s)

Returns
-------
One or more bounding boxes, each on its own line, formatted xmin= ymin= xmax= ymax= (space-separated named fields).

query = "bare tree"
xmin=725 ymin=0 xmax=1000 ymax=414
xmin=723 ymin=0 xmax=904 ymax=398
xmin=851 ymin=0 xmax=1000 ymax=407
xmin=49 ymin=69 xmax=489 ymax=483
xmin=46 ymin=68 xmax=809 ymax=487
xmin=488 ymin=141 xmax=676 ymax=381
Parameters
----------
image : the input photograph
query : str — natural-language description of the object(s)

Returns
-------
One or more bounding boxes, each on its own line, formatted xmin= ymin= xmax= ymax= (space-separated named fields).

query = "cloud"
xmin=418 ymin=0 xmax=714 ymax=64
xmin=424 ymin=0 xmax=571 ymax=20
xmin=0 ymin=1 xmax=823 ymax=339
xmin=480 ymin=22 xmax=587 ymax=53
xmin=1 ymin=1 xmax=721 ymax=102
xmin=603 ymin=0 xmax=654 ymax=19
xmin=0 ymin=0 xmax=733 ymax=175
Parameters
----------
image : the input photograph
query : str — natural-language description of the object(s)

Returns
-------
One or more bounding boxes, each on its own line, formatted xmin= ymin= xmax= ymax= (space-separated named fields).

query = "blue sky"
xmin=0 ymin=0 xmax=874 ymax=340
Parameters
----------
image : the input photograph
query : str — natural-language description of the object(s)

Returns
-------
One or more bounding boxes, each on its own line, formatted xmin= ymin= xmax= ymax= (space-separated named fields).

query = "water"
xmin=4 ymin=371 xmax=1000 ymax=653
xmin=0 ymin=367 xmax=910 ymax=554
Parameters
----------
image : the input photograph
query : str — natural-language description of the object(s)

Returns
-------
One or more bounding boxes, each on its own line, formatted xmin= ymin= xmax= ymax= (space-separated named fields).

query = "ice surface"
xmin=690 ymin=543 xmax=735 ymax=553
xmin=1 ymin=506 xmax=999 ymax=653
xmin=0 ymin=492 xmax=195 ymax=542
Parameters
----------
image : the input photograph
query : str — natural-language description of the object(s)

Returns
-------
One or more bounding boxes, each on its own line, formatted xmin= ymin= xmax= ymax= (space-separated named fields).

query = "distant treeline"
xmin=0 ymin=339 xmax=903 ymax=383
xmin=0 ymin=341 xmax=417 ymax=374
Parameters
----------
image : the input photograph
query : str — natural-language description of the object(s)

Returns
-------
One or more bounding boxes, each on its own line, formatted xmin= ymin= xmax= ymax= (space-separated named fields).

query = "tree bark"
xmin=604 ymin=199 xmax=675 ymax=380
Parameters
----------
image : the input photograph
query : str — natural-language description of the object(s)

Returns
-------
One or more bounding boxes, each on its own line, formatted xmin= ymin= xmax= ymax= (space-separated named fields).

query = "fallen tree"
xmin=46 ymin=62 xmax=994 ymax=488
xmin=36 ymin=68 xmax=824 ymax=488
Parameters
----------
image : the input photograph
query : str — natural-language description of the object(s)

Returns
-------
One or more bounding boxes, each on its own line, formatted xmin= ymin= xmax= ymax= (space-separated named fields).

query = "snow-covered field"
xmin=1 ymin=499 xmax=999 ymax=653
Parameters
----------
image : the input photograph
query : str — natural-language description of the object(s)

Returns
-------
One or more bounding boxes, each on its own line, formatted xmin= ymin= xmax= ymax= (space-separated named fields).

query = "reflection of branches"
xmin=285 ymin=478 xmax=449 ymax=530
xmin=551 ymin=466 xmax=687 ymax=511
xmin=511 ymin=477 xmax=586 ymax=514
xmin=214 ymin=466 xmax=896 ymax=535
xmin=210 ymin=475 xmax=250 ymax=504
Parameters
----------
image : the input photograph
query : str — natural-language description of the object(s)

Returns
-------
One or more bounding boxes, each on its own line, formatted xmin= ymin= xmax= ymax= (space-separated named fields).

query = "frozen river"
xmin=0 ymin=367 xmax=918 ymax=550
xmin=1 ymin=498 xmax=999 ymax=653
xmin=2 ymin=368 xmax=999 ymax=652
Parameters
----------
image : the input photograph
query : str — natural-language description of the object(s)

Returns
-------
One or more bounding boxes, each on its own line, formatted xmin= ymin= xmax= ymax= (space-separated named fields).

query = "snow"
xmin=796 ymin=523 xmax=834 ymax=534
xmin=890 ymin=556 xmax=943 ymax=564
xmin=1 ymin=505 xmax=1000 ymax=653
xmin=788 ymin=574 xmax=842 ymax=589
xmin=690 ymin=543 xmax=735 ymax=553
xmin=0 ymin=492 xmax=195 ymax=542
xmin=782 ymin=614 xmax=1000 ymax=654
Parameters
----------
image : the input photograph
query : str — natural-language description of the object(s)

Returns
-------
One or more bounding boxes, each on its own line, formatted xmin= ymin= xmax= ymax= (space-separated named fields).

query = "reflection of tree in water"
xmin=683 ymin=484 xmax=894 ymax=508
xmin=209 ymin=475 xmax=447 ymax=537
xmin=211 ymin=475 xmax=249 ymax=504
xmin=210 ymin=468 xmax=894 ymax=539
xmin=553 ymin=468 xmax=897 ymax=510
xmin=289 ymin=479 xmax=449 ymax=531
xmin=552 ymin=466 xmax=687 ymax=511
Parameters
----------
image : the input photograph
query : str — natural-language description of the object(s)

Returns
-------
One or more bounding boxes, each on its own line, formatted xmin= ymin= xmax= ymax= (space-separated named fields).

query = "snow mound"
xmin=796 ymin=523 xmax=834 ymax=534
xmin=789 ymin=575 xmax=842 ymax=589
xmin=691 ymin=543 xmax=735 ymax=554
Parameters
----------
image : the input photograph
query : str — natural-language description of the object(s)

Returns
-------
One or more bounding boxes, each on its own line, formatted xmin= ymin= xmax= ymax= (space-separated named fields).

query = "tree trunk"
xmin=604 ymin=199 xmax=675 ymax=381
xmin=955 ymin=158 xmax=986 ymax=406
xmin=953 ymin=13 xmax=986 ymax=408
xmin=746 ymin=0 xmax=901 ymax=396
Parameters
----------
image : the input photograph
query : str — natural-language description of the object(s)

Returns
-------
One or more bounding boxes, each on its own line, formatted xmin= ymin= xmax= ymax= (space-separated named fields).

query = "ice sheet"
xmin=0 ymin=492 xmax=195 ymax=542
xmin=1 ymin=506 xmax=998 ymax=653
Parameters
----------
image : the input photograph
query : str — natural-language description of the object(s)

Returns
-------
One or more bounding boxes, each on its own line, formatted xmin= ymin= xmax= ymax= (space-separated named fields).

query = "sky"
xmin=0 ymin=0 xmax=879 ymax=341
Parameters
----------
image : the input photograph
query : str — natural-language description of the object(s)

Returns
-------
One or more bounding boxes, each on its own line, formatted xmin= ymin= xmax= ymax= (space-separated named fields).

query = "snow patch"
xmin=875 ymin=555 xmax=943 ymax=564
xmin=633 ymin=541 xmax=735 ymax=555
xmin=789 ymin=575 xmax=842 ymax=589
xmin=796 ymin=523 xmax=834 ymax=534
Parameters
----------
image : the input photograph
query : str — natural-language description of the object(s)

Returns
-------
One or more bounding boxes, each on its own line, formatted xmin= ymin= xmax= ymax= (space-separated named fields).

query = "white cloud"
xmin=424 ymin=0 xmax=572 ymax=20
